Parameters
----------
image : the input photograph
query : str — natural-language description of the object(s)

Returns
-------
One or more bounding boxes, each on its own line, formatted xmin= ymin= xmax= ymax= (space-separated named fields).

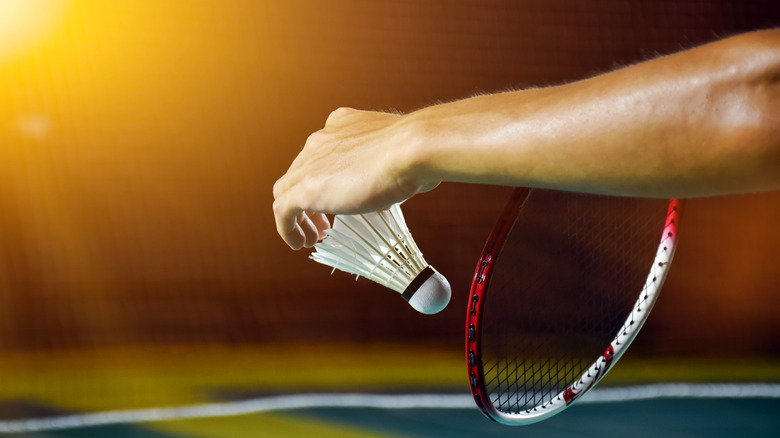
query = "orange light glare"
xmin=0 ymin=0 xmax=66 ymax=61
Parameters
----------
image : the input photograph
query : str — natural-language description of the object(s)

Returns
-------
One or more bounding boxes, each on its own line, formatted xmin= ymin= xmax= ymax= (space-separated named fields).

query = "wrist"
xmin=390 ymin=111 xmax=444 ymax=194
xmin=397 ymin=94 xmax=528 ymax=188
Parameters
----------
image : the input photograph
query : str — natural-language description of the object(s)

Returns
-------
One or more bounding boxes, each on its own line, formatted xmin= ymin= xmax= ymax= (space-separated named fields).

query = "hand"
xmin=273 ymin=108 xmax=437 ymax=250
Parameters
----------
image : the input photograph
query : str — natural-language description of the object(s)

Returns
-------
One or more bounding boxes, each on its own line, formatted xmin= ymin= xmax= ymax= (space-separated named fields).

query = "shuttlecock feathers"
xmin=310 ymin=204 xmax=451 ymax=314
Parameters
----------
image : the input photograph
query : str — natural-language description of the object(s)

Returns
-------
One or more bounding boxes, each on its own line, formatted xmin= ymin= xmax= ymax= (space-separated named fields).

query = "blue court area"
xmin=2 ymin=397 xmax=778 ymax=438
xmin=291 ymin=399 xmax=780 ymax=438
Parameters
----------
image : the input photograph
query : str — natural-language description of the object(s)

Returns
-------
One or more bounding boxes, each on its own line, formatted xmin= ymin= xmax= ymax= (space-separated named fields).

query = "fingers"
xmin=273 ymin=197 xmax=305 ymax=250
xmin=274 ymin=172 xmax=322 ymax=250
xmin=274 ymin=108 xmax=404 ymax=250
xmin=273 ymin=189 xmax=331 ymax=250
xmin=297 ymin=212 xmax=320 ymax=249
xmin=272 ymin=124 xmax=335 ymax=250
xmin=273 ymin=198 xmax=319 ymax=250
xmin=298 ymin=211 xmax=331 ymax=247
xmin=309 ymin=212 xmax=331 ymax=240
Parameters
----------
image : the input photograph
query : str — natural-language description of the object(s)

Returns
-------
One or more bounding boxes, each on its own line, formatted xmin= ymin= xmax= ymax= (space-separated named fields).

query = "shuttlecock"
xmin=310 ymin=203 xmax=451 ymax=314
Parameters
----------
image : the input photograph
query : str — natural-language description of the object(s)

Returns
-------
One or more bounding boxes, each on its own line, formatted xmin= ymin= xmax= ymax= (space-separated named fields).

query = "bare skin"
xmin=274 ymin=29 xmax=780 ymax=250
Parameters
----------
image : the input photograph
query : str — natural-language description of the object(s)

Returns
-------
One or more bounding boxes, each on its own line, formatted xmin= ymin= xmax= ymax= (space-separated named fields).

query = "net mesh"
xmin=481 ymin=190 xmax=670 ymax=413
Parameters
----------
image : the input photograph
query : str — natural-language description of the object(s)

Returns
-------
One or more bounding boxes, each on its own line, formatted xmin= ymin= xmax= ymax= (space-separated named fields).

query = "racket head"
xmin=466 ymin=189 xmax=681 ymax=425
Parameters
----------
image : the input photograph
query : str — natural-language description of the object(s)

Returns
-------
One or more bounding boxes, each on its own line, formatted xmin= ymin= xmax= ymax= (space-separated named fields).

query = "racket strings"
xmin=489 ymin=354 xmax=590 ymax=412
xmin=480 ymin=192 xmax=669 ymax=414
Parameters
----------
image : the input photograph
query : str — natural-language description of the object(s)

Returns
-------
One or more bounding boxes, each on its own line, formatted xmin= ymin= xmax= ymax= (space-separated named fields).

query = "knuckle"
xmin=272 ymin=198 xmax=284 ymax=216
xmin=304 ymin=130 xmax=325 ymax=148
xmin=326 ymin=107 xmax=354 ymax=124
xmin=273 ymin=194 xmax=305 ymax=227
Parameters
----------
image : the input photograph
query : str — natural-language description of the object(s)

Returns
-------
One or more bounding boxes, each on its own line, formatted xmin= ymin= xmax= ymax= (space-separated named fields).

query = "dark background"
xmin=0 ymin=0 xmax=778 ymax=357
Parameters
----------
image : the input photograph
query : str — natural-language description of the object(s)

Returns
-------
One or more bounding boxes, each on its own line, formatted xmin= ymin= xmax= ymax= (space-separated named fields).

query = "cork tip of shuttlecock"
xmin=407 ymin=269 xmax=451 ymax=315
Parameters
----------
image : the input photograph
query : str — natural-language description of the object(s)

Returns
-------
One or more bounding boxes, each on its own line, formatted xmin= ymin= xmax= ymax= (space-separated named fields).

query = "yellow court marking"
xmin=0 ymin=344 xmax=464 ymax=413
xmin=0 ymin=344 xmax=778 ymax=417
xmin=149 ymin=413 xmax=396 ymax=438
xmin=602 ymin=357 xmax=780 ymax=385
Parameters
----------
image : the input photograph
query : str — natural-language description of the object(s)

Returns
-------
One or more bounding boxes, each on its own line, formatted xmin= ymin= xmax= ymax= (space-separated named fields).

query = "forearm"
xmin=402 ymin=29 xmax=780 ymax=198
xmin=273 ymin=29 xmax=779 ymax=249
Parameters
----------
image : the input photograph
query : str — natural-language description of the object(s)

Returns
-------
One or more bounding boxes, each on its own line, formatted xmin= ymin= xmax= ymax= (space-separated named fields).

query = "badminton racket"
xmin=466 ymin=188 xmax=681 ymax=424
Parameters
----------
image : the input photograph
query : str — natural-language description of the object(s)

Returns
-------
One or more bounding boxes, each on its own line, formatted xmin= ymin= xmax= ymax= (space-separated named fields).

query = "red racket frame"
xmin=466 ymin=188 xmax=681 ymax=423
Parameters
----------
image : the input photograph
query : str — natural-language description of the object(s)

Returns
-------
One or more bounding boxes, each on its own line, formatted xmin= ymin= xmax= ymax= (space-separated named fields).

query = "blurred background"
xmin=0 ymin=0 xmax=778 ymax=436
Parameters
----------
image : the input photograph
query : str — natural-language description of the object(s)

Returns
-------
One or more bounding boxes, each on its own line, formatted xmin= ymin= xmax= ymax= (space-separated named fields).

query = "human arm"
xmin=273 ymin=29 xmax=780 ymax=249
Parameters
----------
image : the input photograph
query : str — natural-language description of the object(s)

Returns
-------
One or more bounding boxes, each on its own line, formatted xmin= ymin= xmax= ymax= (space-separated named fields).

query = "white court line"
xmin=577 ymin=383 xmax=780 ymax=403
xmin=0 ymin=383 xmax=778 ymax=433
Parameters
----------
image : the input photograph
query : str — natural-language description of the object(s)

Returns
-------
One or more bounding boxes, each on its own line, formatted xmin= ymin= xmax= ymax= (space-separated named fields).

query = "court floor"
xmin=2 ymin=397 xmax=778 ymax=437
xmin=1 ymin=345 xmax=778 ymax=437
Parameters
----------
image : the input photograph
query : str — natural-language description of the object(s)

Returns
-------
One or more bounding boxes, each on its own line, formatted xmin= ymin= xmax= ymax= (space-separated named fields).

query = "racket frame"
xmin=466 ymin=188 xmax=682 ymax=425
